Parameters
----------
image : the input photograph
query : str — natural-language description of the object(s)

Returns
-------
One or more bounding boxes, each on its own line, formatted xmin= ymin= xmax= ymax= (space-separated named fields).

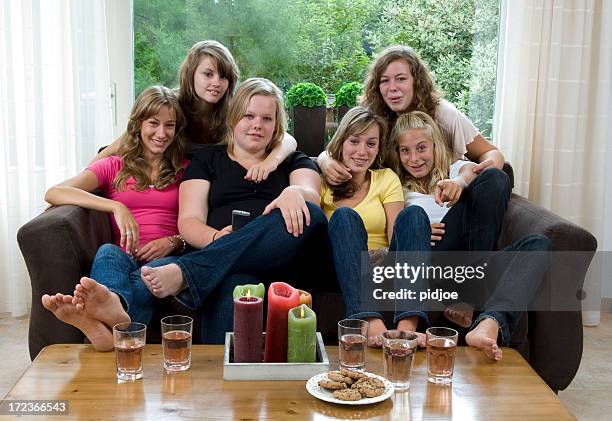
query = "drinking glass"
xmin=382 ymin=330 xmax=418 ymax=390
xmin=337 ymin=318 xmax=369 ymax=370
xmin=426 ymin=327 xmax=458 ymax=385
xmin=161 ymin=315 xmax=193 ymax=371
xmin=113 ymin=322 xmax=146 ymax=381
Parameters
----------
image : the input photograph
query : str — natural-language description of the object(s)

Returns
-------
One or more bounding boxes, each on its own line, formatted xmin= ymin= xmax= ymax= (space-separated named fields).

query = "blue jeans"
xmin=174 ymin=202 xmax=328 ymax=311
xmin=90 ymin=244 xmax=180 ymax=325
xmin=471 ymin=234 xmax=552 ymax=345
xmin=435 ymin=168 xmax=510 ymax=252
xmin=328 ymin=206 xmax=431 ymax=326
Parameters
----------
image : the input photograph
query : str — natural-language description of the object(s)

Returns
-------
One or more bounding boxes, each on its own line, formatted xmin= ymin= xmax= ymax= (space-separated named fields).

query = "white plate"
xmin=306 ymin=372 xmax=394 ymax=405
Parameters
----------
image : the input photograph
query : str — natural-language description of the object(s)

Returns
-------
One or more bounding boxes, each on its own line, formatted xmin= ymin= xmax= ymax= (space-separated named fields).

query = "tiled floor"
xmin=1 ymin=312 xmax=611 ymax=419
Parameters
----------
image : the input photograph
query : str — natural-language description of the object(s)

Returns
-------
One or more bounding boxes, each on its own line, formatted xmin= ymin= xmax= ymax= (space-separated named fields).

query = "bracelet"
xmin=170 ymin=234 xmax=187 ymax=254
xmin=212 ymin=231 xmax=218 ymax=242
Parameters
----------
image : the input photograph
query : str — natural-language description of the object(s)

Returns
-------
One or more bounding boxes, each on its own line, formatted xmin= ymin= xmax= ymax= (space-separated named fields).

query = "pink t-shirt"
xmin=87 ymin=156 xmax=187 ymax=248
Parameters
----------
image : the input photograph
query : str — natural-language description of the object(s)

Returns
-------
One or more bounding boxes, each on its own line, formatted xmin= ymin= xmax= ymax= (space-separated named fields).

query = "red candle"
xmin=263 ymin=282 xmax=300 ymax=362
xmin=233 ymin=293 xmax=263 ymax=363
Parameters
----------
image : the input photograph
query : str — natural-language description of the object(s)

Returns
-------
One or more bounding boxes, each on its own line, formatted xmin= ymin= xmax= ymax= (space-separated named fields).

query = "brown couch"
xmin=17 ymin=165 xmax=596 ymax=392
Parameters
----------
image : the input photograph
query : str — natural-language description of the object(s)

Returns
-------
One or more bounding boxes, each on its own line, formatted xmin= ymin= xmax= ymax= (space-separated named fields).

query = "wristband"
xmin=170 ymin=235 xmax=187 ymax=254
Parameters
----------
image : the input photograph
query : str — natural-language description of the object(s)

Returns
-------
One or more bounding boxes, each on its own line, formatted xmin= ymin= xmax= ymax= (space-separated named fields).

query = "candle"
xmin=233 ymin=291 xmax=263 ymax=363
xmin=287 ymin=304 xmax=317 ymax=363
xmin=263 ymin=282 xmax=300 ymax=362
xmin=298 ymin=289 xmax=312 ymax=308
xmin=232 ymin=283 xmax=265 ymax=300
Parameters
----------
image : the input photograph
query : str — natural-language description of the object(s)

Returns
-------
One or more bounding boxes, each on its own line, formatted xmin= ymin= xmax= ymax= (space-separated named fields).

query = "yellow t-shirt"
xmin=321 ymin=168 xmax=404 ymax=250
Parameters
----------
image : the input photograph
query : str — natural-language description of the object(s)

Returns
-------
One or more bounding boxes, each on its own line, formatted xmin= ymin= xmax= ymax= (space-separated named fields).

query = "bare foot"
xmin=42 ymin=293 xmax=113 ymax=352
xmin=444 ymin=303 xmax=474 ymax=328
xmin=397 ymin=316 xmax=426 ymax=347
xmin=72 ymin=277 xmax=130 ymax=328
xmin=141 ymin=264 xmax=186 ymax=298
xmin=364 ymin=318 xmax=387 ymax=348
xmin=465 ymin=317 xmax=502 ymax=361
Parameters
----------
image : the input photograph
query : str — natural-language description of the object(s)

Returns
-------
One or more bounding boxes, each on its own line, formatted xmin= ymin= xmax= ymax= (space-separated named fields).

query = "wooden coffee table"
xmin=1 ymin=344 xmax=574 ymax=420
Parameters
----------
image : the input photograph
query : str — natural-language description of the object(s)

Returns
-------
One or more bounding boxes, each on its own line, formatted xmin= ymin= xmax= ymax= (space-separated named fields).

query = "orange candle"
xmin=298 ymin=289 xmax=312 ymax=308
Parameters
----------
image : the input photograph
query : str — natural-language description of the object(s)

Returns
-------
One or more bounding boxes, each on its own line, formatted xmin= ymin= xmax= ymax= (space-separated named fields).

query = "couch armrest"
xmin=498 ymin=193 xmax=597 ymax=391
xmin=17 ymin=205 xmax=112 ymax=359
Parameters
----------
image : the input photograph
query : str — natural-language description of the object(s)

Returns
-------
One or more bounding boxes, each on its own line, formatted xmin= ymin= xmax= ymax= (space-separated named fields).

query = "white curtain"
xmin=494 ymin=0 xmax=611 ymax=324
xmin=0 ymin=0 xmax=112 ymax=316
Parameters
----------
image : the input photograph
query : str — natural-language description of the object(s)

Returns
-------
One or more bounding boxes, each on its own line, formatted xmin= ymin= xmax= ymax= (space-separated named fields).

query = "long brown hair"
xmin=114 ymin=86 xmax=186 ymax=191
xmin=225 ymin=78 xmax=287 ymax=155
xmin=389 ymin=111 xmax=453 ymax=194
xmin=178 ymin=40 xmax=240 ymax=145
xmin=325 ymin=106 xmax=388 ymax=199
xmin=361 ymin=45 xmax=442 ymax=127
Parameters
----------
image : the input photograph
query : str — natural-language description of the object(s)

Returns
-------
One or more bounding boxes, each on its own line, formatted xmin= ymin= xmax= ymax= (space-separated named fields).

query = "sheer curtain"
xmin=0 ymin=0 xmax=112 ymax=316
xmin=494 ymin=0 xmax=611 ymax=324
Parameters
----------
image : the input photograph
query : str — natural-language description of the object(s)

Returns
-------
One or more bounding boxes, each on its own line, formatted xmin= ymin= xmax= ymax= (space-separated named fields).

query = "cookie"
xmin=327 ymin=371 xmax=354 ymax=385
xmin=351 ymin=377 xmax=385 ymax=398
xmin=339 ymin=368 xmax=366 ymax=380
xmin=318 ymin=379 xmax=347 ymax=390
xmin=333 ymin=388 xmax=362 ymax=401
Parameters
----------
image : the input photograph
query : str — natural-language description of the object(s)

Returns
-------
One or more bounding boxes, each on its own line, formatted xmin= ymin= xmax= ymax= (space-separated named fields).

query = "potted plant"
xmin=334 ymin=82 xmax=363 ymax=122
xmin=286 ymin=82 xmax=328 ymax=157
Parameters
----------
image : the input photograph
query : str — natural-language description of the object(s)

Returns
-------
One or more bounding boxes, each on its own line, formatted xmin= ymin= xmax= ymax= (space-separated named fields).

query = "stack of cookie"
xmin=318 ymin=369 xmax=386 ymax=401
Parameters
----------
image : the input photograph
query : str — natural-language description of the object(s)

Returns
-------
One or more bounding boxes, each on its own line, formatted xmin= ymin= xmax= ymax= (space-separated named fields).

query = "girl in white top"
xmin=388 ymin=111 xmax=550 ymax=362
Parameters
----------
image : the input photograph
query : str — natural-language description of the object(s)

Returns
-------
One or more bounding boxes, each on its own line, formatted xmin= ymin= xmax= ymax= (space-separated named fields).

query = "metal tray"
xmin=223 ymin=332 xmax=330 ymax=380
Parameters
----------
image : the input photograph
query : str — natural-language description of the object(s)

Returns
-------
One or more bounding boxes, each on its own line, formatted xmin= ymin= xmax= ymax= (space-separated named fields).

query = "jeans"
xmin=174 ymin=202 xmax=328 ymax=311
xmin=328 ymin=206 xmax=431 ymax=326
xmin=90 ymin=244 xmax=180 ymax=325
xmin=435 ymin=168 xmax=510 ymax=252
xmin=471 ymin=234 xmax=552 ymax=345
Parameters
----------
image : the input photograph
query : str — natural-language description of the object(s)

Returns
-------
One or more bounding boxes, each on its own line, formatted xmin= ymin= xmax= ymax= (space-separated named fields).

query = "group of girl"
xmin=42 ymin=42 xmax=550 ymax=361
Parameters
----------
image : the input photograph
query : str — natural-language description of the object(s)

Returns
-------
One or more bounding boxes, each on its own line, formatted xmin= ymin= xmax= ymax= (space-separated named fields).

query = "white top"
xmin=434 ymin=100 xmax=480 ymax=159
xmin=404 ymin=160 xmax=471 ymax=224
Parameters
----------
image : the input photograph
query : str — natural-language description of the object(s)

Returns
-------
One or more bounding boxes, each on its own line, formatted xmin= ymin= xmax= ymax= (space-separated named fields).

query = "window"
xmin=134 ymin=0 xmax=500 ymax=139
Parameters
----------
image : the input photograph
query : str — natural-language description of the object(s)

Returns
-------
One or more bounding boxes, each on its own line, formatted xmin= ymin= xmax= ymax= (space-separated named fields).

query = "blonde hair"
xmin=361 ymin=45 xmax=441 ymax=127
xmin=325 ymin=106 xmax=388 ymax=199
xmin=225 ymin=78 xmax=287 ymax=155
xmin=114 ymin=86 xmax=186 ymax=191
xmin=389 ymin=111 xmax=453 ymax=194
xmin=178 ymin=40 xmax=240 ymax=144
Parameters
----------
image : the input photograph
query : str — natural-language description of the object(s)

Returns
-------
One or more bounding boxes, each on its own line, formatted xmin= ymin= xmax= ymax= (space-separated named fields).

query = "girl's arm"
xmin=465 ymin=134 xmax=505 ymax=172
xmin=383 ymin=201 xmax=405 ymax=244
xmin=245 ymin=132 xmax=298 ymax=182
xmin=177 ymin=179 xmax=227 ymax=249
xmin=44 ymin=170 xmax=139 ymax=253
xmin=89 ymin=137 xmax=123 ymax=164
xmin=262 ymin=168 xmax=321 ymax=236
xmin=317 ymin=150 xmax=352 ymax=186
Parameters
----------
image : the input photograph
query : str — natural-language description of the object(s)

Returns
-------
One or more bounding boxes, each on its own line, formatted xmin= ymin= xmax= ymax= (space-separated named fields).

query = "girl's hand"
xmin=430 ymin=223 xmax=445 ymax=246
xmin=321 ymin=158 xmax=352 ymax=186
xmin=435 ymin=179 xmax=464 ymax=207
xmin=472 ymin=158 xmax=496 ymax=175
xmin=113 ymin=203 xmax=139 ymax=255
xmin=245 ymin=158 xmax=279 ymax=183
xmin=262 ymin=186 xmax=311 ymax=236
xmin=213 ymin=225 xmax=233 ymax=242
xmin=135 ymin=238 xmax=175 ymax=263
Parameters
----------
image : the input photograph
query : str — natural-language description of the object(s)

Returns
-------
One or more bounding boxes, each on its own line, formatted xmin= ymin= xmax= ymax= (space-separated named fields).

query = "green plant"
xmin=333 ymin=82 xmax=363 ymax=107
xmin=285 ymin=82 xmax=327 ymax=108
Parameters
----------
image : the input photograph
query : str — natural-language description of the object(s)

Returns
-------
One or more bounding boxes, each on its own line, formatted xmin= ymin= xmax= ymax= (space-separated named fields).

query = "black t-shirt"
xmin=183 ymin=145 xmax=319 ymax=230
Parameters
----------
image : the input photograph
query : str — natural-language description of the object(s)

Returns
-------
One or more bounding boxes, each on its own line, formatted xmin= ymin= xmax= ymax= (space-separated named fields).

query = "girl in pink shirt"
xmin=41 ymin=86 xmax=187 ymax=351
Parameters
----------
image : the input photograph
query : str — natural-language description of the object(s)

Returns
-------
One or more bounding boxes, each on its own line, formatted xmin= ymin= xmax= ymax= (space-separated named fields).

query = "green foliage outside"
xmin=333 ymin=82 xmax=364 ymax=107
xmin=285 ymin=83 xmax=327 ymax=108
xmin=134 ymin=0 xmax=500 ymax=138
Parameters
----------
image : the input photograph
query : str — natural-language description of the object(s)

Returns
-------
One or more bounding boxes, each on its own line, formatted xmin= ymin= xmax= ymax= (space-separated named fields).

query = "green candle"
xmin=232 ymin=283 xmax=265 ymax=300
xmin=287 ymin=304 xmax=317 ymax=363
